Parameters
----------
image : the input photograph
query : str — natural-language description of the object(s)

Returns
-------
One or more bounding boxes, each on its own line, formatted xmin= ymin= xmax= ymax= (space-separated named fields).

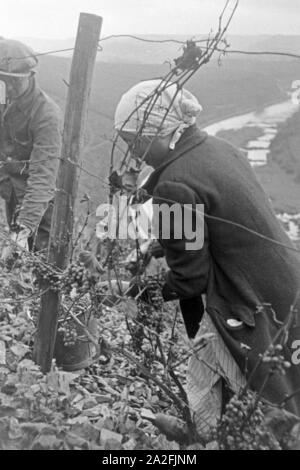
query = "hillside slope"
xmin=34 ymin=54 xmax=300 ymax=215
xmin=255 ymin=108 xmax=300 ymax=214
xmin=270 ymin=109 xmax=300 ymax=183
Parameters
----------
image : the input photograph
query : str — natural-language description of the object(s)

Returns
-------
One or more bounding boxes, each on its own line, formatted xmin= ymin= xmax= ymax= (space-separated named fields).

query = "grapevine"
xmin=125 ymin=273 xmax=166 ymax=369
xmin=211 ymin=342 xmax=294 ymax=450
xmin=28 ymin=257 xmax=62 ymax=292
xmin=212 ymin=391 xmax=282 ymax=450
xmin=62 ymin=262 xmax=99 ymax=294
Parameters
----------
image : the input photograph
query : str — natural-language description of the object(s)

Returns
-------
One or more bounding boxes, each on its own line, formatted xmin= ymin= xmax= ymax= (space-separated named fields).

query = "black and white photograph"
xmin=0 ymin=0 xmax=300 ymax=453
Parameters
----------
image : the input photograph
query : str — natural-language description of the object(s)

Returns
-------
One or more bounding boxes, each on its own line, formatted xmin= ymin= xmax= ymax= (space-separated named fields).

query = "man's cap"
xmin=0 ymin=39 xmax=38 ymax=78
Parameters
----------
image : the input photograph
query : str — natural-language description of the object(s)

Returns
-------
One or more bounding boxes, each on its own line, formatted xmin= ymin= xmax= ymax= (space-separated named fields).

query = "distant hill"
xmin=18 ymin=34 xmax=300 ymax=64
xmin=270 ymin=109 xmax=300 ymax=183
xmin=32 ymin=50 xmax=300 ymax=219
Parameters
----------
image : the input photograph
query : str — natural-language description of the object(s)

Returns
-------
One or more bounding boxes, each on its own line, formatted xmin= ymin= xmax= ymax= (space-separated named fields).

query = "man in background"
xmin=0 ymin=38 xmax=62 ymax=256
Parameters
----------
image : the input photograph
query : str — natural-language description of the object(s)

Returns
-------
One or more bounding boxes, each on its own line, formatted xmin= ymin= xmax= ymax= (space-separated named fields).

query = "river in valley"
xmin=203 ymin=91 xmax=300 ymax=242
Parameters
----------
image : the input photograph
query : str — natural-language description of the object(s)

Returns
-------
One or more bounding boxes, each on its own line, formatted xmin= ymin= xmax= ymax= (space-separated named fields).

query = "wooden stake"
xmin=34 ymin=13 xmax=103 ymax=373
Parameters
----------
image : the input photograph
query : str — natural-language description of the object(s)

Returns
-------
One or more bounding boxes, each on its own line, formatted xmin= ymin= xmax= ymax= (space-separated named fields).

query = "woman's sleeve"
xmin=152 ymin=180 xmax=211 ymax=299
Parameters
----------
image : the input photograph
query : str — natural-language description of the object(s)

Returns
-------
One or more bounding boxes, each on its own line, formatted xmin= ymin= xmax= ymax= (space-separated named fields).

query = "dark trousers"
xmin=180 ymin=297 xmax=204 ymax=339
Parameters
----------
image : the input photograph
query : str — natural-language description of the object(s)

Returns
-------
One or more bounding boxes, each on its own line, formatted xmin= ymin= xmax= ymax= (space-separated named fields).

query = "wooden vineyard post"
xmin=34 ymin=13 xmax=103 ymax=373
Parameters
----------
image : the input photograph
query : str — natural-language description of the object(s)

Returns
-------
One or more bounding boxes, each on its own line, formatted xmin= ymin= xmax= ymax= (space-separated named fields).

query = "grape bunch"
xmin=261 ymin=344 xmax=291 ymax=375
xmin=129 ymin=302 xmax=162 ymax=359
xmin=128 ymin=273 xmax=165 ymax=361
xmin=63 ymin=262 xmax=98 ymax=294
xmin=143 ymin=273 xmax=165 ymax=309
xmin=30 ymin=258 xmax=62 ymax=291
xmin=137 ymin=301 xmax=164 ymax=335
xmin=58 ymin=324 xmax=78 ymax=347
xmin=212 ymin=391 xmax=281 ymax=450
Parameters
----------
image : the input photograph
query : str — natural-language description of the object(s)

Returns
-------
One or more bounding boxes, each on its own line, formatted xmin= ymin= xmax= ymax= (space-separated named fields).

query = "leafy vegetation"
xmin=0 ymin=229 xmax=299 ymax=450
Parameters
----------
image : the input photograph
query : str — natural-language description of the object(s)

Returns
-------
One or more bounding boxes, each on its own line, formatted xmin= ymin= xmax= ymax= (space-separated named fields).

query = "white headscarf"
xmin=114 ymin=79 xmax=203 ymax=150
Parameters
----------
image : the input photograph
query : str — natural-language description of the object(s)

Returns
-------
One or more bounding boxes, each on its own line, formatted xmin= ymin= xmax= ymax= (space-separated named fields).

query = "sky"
xmin=1 ymin=0 xmax=300 ymax=39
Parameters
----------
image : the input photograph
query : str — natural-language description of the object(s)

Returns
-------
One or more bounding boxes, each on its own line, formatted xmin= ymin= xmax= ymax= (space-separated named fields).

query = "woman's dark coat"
xmin=144 ymin=125 xmax=300 ymax=416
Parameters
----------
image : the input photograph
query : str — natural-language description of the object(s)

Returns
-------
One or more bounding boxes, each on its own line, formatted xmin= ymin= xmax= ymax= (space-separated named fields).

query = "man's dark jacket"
xmin=144 ymin=125 xmax=300 ymax=416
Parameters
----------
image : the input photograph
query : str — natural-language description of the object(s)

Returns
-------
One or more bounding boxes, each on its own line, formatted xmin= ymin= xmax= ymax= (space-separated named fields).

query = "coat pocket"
xmin=208 ymin=295 xmax=256 ymax=330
